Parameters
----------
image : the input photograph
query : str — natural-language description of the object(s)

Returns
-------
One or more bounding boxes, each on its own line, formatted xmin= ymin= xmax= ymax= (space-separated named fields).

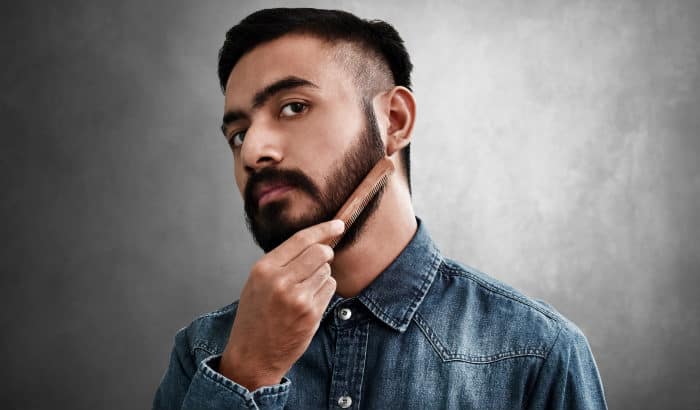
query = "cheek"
xmin=302 ymin=109 xmax=360 ymax=156
xmin=291 ymin=134 xmax=344 ymax=184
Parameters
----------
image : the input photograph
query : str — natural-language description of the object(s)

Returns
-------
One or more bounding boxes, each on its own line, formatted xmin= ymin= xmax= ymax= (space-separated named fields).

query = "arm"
xmin=525 ymin=323 xmax=608 ymax=410
xmin=152 ymin=327 xmax=291 ymax=410
xmin=153 ymin=220 xmax=344 ymax=409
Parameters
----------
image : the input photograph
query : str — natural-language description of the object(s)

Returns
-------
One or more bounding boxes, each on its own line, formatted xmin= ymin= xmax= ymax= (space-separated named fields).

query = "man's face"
xmin=222 ymin=34 xmax=386 ymax=252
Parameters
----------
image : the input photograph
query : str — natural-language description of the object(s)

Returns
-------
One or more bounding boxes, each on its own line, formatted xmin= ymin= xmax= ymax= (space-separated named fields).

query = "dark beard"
xmin=243 ymin=99 xmax=386 ymax=252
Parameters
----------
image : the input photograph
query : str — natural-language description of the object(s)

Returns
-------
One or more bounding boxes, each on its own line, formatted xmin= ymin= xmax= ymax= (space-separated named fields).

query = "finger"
xmin=286 ymin=244 xmax=334 ymax=282
xmin=266 ymin=219 xmax=344 ymax=264
xmin=312 ymin=275 xmax=336 ymax=313
xmin=300 ymin=262 xmax=332 ymax=292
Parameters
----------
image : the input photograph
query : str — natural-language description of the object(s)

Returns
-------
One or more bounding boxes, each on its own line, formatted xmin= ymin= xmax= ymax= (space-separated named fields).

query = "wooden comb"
xmin=327 ymin=157 xmax=395 ymax=248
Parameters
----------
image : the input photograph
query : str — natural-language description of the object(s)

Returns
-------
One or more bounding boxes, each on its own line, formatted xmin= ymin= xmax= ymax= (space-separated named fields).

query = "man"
xmin=153 ymin=8 xmax=607 ymax=409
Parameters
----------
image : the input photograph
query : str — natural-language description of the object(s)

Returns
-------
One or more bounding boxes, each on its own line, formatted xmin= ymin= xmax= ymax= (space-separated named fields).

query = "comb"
xmin=327 ymin=157 xmax=395 ymax=248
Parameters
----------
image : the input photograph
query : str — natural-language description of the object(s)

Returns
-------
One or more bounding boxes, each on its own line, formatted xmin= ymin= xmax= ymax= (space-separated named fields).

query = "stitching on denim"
xmin=397 ymin=250 xmax=443 ymax=329
xmin=254 ymin=386 xmax=290 ymax=402
xmin=357 ymin=322 xmax=369 ymax=408
xmin=361 ymin=295 xmax=400 ymax=329
xmin=198 ymin=364 xmax=257 ymax=408
xmin=523 ymin=324 xmax=565 ymax=407
xmin=197 ymin=300 xmax=239 ymax=320
xmin=360 ymin=247 xmax=443 ymax=331
xmin=413 ymin=311 xmax=449 ymax=361
xmin=193 ymin=340 xmax=217 ymax=356
xmin=199 ymin=356 xmax=290 ymax=407
xmin=442 ymin=350 xmax=547 ymax=363
xmin=253 ymin=380 xmax=290 ymax=396
xmin=186 ymin=302 xmax=239 ymax=356
xmin=413 ymin=311 xmax=547 ymax=364
xmin=322 ymin=296 xmax=343 ymax=320
xmin=440 ymin=261 xmax=559 ymax=322
xmin=331 ymin=316 xmax=374 ymax=332
xmin=542 ymin=320 xmax=565 ymax=360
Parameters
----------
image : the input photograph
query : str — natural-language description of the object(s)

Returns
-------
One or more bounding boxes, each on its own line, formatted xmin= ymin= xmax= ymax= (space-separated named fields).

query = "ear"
xmin=376 ymin=86 xmax=416 ymax=156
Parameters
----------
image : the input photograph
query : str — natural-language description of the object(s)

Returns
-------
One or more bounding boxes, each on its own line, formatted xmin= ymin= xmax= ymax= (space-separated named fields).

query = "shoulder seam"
xmin=523 ymin=323 xmax=566 ymax=407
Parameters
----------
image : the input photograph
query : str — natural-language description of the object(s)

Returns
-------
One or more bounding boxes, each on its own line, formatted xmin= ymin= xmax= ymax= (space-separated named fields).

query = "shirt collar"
xmin=323 ymin=218 xmax=442 ymax=333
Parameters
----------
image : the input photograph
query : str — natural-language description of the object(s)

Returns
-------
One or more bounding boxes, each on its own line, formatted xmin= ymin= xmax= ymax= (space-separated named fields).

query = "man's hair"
xmin=217 ymin=8 xmax=414 ymax=192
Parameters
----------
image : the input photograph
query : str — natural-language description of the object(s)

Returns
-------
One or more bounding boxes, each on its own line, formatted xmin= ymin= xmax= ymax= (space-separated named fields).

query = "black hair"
xmin=217 ymin=8 xmax=413 ymax=193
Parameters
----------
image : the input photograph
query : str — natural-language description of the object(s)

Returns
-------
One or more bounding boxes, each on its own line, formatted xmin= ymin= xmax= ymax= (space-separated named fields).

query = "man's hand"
xmin=219 ymin=219 xmax=344 ymax=391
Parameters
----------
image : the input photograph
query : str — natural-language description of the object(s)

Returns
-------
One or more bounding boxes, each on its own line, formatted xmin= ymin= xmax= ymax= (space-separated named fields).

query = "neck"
xmin=330 ymin=177 xmax=417 ymax=298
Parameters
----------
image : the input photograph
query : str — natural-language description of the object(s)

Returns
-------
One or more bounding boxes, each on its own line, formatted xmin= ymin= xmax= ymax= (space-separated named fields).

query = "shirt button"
xmin=338 ymin=307 xmax=352 ymax=321
xmin=338 ymin=395 xmax=353 ymax=408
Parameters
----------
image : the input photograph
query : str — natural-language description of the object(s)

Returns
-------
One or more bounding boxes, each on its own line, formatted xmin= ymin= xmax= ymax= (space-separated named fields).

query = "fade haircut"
xmin=217 ymin=8 xmax=414 ymax=193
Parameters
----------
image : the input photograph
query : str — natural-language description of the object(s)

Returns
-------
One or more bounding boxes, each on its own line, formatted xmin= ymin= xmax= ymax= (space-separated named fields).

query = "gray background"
xmin=2 ymin=0 xmax=698 ymax=409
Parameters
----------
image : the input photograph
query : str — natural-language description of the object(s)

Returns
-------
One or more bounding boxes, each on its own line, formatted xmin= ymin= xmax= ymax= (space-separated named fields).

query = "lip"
xmin=256 ymin=184 xmax=294 ymax=207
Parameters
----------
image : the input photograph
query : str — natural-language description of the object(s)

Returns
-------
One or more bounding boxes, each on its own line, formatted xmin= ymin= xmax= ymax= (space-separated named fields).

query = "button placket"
xmin=327 ymin=320 xmax=369 ymax=410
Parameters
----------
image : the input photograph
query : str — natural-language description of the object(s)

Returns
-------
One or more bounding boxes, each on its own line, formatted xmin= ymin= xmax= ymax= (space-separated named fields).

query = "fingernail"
xmin=332 ymin=219 xmax=345 ymax=231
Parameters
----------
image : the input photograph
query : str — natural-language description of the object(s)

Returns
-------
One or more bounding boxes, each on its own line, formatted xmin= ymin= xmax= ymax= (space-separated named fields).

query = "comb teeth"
xmin=343 ymin=173 xmax=389 ymax=228
xmin=328 ymin=171 xmax=391 ymax=248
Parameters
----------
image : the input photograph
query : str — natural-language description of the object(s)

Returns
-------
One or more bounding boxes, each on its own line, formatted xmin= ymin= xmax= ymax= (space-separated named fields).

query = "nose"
xmin=240 ymin=121 xmax=284 ymax=173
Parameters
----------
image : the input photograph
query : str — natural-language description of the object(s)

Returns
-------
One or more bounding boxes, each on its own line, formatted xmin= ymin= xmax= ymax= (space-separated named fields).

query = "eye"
xmin=228 ymin=129 xmax=246 ymax=148
xmin=280 ymin=102 xmax=308 ymax=117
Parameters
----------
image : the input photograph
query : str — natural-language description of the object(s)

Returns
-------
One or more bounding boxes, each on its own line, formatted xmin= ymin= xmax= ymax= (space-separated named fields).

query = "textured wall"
xmin=1 ymin=0 xmax=698 ymax=408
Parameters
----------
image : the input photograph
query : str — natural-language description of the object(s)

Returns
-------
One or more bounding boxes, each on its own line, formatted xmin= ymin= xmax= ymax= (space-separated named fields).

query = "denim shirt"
xmin=153 ymin=219 xmax=607 ymax=409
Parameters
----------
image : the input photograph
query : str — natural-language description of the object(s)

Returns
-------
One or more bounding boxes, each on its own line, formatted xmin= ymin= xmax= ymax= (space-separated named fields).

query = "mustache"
xmin=244 ymin=166 xmax=322 ymax=209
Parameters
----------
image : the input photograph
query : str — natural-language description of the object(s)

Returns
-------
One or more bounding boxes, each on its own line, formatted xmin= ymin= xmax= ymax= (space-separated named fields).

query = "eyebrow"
xmin=220 ymin=76 xmax=319 ymax=136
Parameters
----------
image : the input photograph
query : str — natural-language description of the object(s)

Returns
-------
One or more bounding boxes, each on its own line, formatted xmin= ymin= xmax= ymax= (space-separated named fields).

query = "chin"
xmin=250 ymin=211 xmax=326 ymax=253
xmin=246 ymin=193 xmax=336 ymax=251
xmin=257 ymin=200 xmax=323 ymax=230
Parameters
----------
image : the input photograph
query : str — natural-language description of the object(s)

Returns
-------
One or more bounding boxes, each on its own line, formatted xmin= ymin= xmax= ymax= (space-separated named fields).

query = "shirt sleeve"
xmin=525 ymin=322 xmax=608 ymax=410
xmin=152 ymin=327 xmax=291 ymax=410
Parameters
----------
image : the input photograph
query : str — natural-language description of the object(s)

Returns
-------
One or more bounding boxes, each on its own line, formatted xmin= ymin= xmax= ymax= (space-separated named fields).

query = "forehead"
xmin=224 ymin=34 xmax=357 ymax=108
